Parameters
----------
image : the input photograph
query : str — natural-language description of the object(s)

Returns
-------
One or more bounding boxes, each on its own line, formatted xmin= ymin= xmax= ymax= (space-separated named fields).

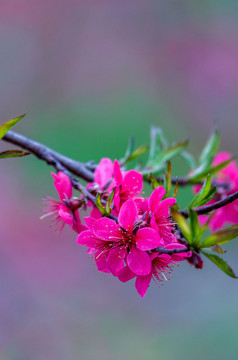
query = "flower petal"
xmin=121 ymin=170 xmax=143 ymax=196
xmin=118 ymin=199 xmax=138 ymax=232
xmin=154 ymin=197 xmax=176 ymax=218
xmin=58 ymin=204 xmax=73 ymax=225
xmin=92 ymin=217 xmax=121 ymax=241
xmin=113 ymin=159 xmax=123 ymax=185
xmin=84 ymin=216 xmax=97 ymax=229
xmin=149 ymin=187 xmax=166 ymax=212
xmin=51 ymin=171 xmax=72 ymax=201
xmin=127 ymin=247 xmax=152 ymax=276
xmin=95 ymin=251 xmax=111 ymax=273
xmin=94 ymin=158 xmax=113 ymax=189
xmin=136 ymin=227 xmax=161 ymax=251
xmin=107 ymin=247 xmax=127 ymax=276
xmin=77 ymin=230 xmax=98 ymax=248
xmin=117 ymin=266 xmax=136 ymax=283
xmin=135 ymin=273 xmax=152 ymax=298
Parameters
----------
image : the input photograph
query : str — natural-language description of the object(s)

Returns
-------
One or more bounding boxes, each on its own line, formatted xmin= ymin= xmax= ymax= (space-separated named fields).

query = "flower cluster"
xmin=45 ymin=154 xmax=238 ymax=297
xmin=46 ymin=159 xmax=190 ymax=297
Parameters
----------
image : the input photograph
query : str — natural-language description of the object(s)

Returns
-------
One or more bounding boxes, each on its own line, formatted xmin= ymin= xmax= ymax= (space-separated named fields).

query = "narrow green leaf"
xmin=187 ymin=159 xmax=212 ymax=182
xmin=95 ymin=193 xmax=106 ymax=215
xmin=173 ymin=180 xmax=179 ymax=198
xmin=212 ymin=244 xmax=225 ymax=254
xmin=201 ymin=225 xmax=238 ymax=248
xmin=180 ymin=151 xmax=197 ymax=169
xmin=148 ymin=173 xmax=161 ymax=190
xmin=0 ymin=114 xmax=26 ymax=139
xmin=189 ymin=209 xmax=200 ymax=244
xmin=198 ymin=186 xmax=217 ymax=206
xmin=164 ymin=161 xmax=172 ymax=197
xmin=123 ymin=145 xmax=149 ymax=165
xmin=106 ymin=188 xmax=115 ymax=214
xmin=202 ymin=251 xmax=237 ymax=278
xmin=154 ymin=140 xmax=189 ymax=165
xmin=199 ymin=130 xmax=220 ymax=165
xmin=124 ymin=137 xmax=134 ymax=159
xmin=196 ymin=214 xmax=214 ymax=243
xmin=188 ymin=175 xmax=212 ymax=208
xmin=171 ymin=209 xmax=192 ymax=244
xmin=148 ymin=126 xmax=167 ymax=163
xmin=0 ymin=150 xmax=30 ymax=159
xmin=188 ymin=158 xmax=233 ymax=182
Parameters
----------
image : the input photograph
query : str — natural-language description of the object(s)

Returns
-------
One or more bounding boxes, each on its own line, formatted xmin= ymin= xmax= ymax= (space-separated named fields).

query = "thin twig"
xmin=154 ymin=246 xmax=190 ymax=254
xmin=3 ymin=130 xmax=94 ymax=182
xmin=181 ymin=191 xmax=238 ymax=218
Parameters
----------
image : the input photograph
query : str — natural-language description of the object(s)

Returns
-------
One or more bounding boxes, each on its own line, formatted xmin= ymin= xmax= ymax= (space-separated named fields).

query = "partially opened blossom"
xmin=77 ymin=199 xmax=162 ymax=276
xmin=42 ymin=172 xmax=87 ymax=233
xmin=194 ymin=152 xmax=238 ymax=230
xmin=118 ymin=244 xmax=190 ymax=297
xmin=87 ymin=158 xmax=143 ymax=218
xmin=93 ymin=157 xmax=115 ymax=192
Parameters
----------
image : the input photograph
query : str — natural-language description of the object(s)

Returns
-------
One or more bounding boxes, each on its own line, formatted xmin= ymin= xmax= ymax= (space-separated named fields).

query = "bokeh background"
xmin=1 ymin=1 xmax=238 ymax=359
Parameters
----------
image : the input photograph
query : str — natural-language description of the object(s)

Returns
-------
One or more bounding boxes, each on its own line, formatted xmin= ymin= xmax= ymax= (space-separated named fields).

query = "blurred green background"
xmin=0 ymin=1 xmax=238 ymax=359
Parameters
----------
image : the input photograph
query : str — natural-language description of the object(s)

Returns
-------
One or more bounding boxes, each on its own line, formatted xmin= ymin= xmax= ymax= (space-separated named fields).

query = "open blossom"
xmin=118 ymin=244 xmax=190 ymax=297
xmin=42 ymin=172 xmax=87 ymax=233
xmin=77 ymin=199 xmax=163 ymax=276
xmin=194 ymin=152 xmax=238 ymax=230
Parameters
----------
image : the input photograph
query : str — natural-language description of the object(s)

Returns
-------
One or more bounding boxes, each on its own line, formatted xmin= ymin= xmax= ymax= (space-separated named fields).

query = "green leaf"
xmin=0 ymin=114 xmax=26 ymax=139
xmin=188 ymin=175 xmax=212 ymax=208
xmin=123 ymin=145 xmax=149 ymax=165
xmin=164 ymin=161 xmax=172 ymax=197
xmin=200 ymin=225 xmax=238 ymax=248
xmin=95 ymin=193 xmax=106 ymax=215
xmin=125 ymin=137 xmax=134 ymax=158
xmin=188 ymin=158 xmax=233 ymax=183
xmin=106 ymin=188 xmax=115 ymax=214
xmin=171 ymin=209 xmax=192 ymax=244
xmin=173 ymin=179 xmax=179 ymax=198
xmin=148 ymin=126 xmax=167 ymax=163
xmin=180 ymin=151 xmax=197 ymax=169
xmin=199 ymin=129 xmax=220 ymax=165
xmin=147 ymin=173 xmax=162 ymax=190
xmin=0 ymin=150 xmax=30 ymax=159
xmin=154 ymin=140 xmax=189 ymax=165
xmin=196 ymin=214 xmax=213 ymax=243
xmin=198 ymin=186 xmax=217 ymax=207
xmin=211 ymin=244 xmax=225 ymax=254
xmin=202 ymin=251 xmax=237 ymax=278
xmin=189 ymin=209 xmax=200 ymax=244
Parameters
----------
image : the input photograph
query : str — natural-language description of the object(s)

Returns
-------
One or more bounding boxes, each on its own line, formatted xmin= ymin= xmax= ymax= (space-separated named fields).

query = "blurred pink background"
xmin=1 ymin=1 xmax=238 ymax=359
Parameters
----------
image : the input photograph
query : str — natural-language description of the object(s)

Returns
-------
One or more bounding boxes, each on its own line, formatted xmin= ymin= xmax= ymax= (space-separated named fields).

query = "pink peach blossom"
xmin=42 ymin=172 xmax=86 ymax=233
xmin=77 ymin=199 xmax=162 ymax=276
